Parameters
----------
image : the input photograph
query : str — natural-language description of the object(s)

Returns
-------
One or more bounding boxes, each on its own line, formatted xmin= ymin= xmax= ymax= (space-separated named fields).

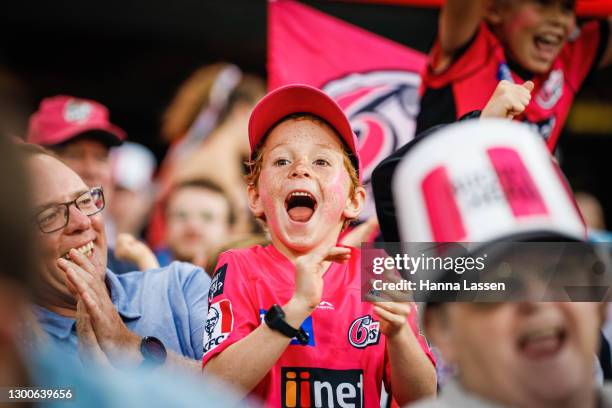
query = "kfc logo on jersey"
xmin=203 ymin=299 xmax=233 ymax=355
xmin=348 ymin=315 xmax=381 ymax=349
xmin=536 ymin=69 xmax=564 ymax=110
xmin=281 ymin=367 xmax=363 ymax=408
xmin=208 ymin=263 xmax=227 ymax=302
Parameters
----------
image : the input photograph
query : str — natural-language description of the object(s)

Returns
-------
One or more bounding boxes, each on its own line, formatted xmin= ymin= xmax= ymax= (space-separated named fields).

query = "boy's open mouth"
xmin=285 ymin=191 xmax=318 ymax=223
xmin=534 ymin=33 xmax=563 ymax=57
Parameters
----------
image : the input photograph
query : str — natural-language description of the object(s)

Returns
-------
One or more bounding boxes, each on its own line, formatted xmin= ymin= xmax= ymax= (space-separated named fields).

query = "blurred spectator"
xmin=575 ymin=191 xmax=612 ymax=242
xmin=26 ymin=95 xmax=137 ymax=274
xmin=21 ymin=144 xmax=210 ymax=373
xmin=109 ymin=141 xmax=157 ymax=239
xmin=0 ymin=135 xmax=39 ymax=396
xmin=149 ymin=63 xmax=265 ymax=250
xmin=417 ymin=0 xmax=612 ymax=152
xmin=372 ymin=118 xmax=608 ymax=407
xmin=157 ymin=178 xmax=236 ymax=267
xmin=1 ymin=135 xmax=244 ymax=408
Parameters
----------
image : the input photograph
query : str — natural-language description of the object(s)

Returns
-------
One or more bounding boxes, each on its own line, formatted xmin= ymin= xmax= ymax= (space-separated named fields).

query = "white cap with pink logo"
xmin=392 ymin=119 xmax=586 ymax=245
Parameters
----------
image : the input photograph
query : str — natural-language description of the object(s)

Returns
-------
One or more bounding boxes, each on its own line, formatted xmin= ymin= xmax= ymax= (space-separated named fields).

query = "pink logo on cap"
xmin=421 ymin=165 xmax=467 ymax=242
xmin=487 ymin=147 xmax=549 ymax=218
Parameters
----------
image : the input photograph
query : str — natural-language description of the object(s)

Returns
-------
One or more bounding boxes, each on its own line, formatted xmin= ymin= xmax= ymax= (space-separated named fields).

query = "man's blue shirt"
xmin=34 ymin=262 xmax=211 ymax=362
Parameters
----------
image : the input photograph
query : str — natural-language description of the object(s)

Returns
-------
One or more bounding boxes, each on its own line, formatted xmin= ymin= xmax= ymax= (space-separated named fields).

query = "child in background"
xmin=417 ymin=0 xmax=612 ymax=151
xmin=202 ymin=84 xmax=436 ymax=406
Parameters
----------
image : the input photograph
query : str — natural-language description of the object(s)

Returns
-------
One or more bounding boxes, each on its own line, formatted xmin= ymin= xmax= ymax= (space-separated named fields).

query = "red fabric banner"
xmin=268 ymin=0 xmax=427 ymax=220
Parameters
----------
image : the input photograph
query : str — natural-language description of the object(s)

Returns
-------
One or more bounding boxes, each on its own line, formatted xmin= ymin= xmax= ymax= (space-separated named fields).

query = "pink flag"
xmin=268 ymin=0 xmax=427 ymax=220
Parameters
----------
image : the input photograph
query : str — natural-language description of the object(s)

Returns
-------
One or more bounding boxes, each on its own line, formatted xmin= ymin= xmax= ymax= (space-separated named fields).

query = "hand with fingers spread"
xmin=482 ymin=80 xmax=534 ymax=119
xmin=291 ymin=246 xmax=351 ymax=312
xmin=58 ymin=248 xmax=141 ymax=367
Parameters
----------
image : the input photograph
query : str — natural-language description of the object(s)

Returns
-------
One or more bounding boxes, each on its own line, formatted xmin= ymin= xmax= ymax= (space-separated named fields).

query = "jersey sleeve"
xmin=563 ymin=20 xmax=610 ymax=91
xmin=201 ymin=251 xmax=260 ymax=367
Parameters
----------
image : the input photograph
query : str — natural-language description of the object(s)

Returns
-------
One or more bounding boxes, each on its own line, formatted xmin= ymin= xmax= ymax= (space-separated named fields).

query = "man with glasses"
xmin=27 ymin=95 xmax=136 ymax=273
xmin=23 ymin=144 xmax=211 ymax=372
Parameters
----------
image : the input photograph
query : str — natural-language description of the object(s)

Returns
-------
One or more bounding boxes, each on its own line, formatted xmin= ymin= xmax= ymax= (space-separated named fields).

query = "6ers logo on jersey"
xmin=203 ymin=299 xmax=233 ymax=355
xmin=348 ymin=315 xmax=381 ymax=349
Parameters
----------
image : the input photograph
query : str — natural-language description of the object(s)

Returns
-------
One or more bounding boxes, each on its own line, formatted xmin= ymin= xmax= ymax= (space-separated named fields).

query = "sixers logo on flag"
xmin=348 ymin=315 xmax=381 ymax=349
xmin=203 ymin=299 xmax=233 ymax=355
xmin=323 ymin=71 xmax=421 ymax=184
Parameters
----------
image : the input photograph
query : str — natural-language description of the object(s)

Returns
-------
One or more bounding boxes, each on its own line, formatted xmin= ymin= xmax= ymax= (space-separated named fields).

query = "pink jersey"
xmin=202 ymin=244 xmax=434 ymax=407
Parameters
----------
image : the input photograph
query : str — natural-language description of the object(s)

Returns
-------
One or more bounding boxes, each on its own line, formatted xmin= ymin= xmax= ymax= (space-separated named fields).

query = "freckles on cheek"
xmin=322 ymin=170 xmax=351 ymax=221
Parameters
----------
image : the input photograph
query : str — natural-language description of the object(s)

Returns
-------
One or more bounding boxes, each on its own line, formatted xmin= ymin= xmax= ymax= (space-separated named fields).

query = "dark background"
xmin=2 ymin=0 xmax=611 ymax=224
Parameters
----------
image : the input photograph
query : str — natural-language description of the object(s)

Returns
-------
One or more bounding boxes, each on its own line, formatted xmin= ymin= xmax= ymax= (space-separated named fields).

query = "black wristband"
xmin=264 ymin=304 xmax=309 ymax=345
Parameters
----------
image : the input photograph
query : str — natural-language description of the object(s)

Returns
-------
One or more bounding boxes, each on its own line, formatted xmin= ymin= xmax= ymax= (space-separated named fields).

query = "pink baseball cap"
xmin=248 ymin=84 xmax=361 ymax=179
xmin=27 ymin=95 xmax=126 ymax=147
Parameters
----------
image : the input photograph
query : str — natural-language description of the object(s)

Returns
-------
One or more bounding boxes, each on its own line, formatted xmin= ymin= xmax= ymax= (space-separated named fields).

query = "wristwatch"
xmin=264 ymin=304 xmax=309 ymax=345
xmin=140 ymin=336 xmax=167 ymax=367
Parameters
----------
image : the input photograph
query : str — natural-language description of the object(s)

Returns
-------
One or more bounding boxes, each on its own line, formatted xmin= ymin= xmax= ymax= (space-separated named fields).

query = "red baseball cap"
xmin=248 ymin=84 xmax=361 ymax=179
xmin=27 ymin=95 xmax=126 ymax=147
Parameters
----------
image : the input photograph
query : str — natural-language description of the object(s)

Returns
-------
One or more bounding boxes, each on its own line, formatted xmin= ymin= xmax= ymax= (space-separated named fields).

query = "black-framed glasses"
xmin=35 ymin=187 xmax=105 ymax=233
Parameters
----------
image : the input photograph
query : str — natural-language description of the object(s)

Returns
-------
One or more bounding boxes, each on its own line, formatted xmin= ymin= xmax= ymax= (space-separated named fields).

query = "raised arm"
xmin=435 ymin=0 xmax=486 ymax=72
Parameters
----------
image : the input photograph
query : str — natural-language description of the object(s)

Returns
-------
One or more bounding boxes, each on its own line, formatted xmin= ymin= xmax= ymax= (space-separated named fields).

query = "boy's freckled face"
xmin=254 ymin=118 xmax=353 ymax=252
xmin=493 ymin=1 xmax=575 ymax=74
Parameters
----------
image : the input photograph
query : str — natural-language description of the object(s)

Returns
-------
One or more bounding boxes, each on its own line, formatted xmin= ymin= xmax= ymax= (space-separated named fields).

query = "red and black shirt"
xmin=417 ymin=20 xmax=610 ymax=152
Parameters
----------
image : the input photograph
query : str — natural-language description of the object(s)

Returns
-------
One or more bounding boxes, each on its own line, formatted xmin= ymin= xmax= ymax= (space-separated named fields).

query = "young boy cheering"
xmin=202 ymin=84 xmax=436 ymax=406
xmin=417 ymin=0 xmax=612 ymax=151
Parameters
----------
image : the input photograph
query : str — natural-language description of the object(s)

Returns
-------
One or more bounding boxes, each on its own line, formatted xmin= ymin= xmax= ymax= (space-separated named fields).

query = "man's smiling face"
xmin=28 ymin=154 xmax=107 ymax=305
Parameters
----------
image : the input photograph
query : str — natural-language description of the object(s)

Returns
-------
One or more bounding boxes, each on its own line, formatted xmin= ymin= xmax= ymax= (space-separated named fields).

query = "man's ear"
xmin=343 ymin=186 xmax=366 ymax=220
xmin=247 ymin=184 xmax=265 ymax=219
xmin=425 ymin=306 xmax=458 ymax=364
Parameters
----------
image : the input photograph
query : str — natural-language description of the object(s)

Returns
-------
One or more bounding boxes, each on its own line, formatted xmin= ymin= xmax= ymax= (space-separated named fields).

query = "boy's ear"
xmin=343 ymin=186 xmax=366 ymax=220
xmin=247 ymin=184 xmax=265 ymax=219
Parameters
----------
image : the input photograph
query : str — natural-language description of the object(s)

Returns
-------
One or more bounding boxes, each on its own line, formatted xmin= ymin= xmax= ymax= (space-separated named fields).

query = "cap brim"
xmin=49 ymin=124 xmax=125 ymax=147
xmin=248 ymin=84 xmax=359 ymax=174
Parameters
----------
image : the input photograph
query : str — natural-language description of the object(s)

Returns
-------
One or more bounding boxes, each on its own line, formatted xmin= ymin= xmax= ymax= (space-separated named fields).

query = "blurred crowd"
xmin=2 ymin=1 xmax=612 ymax=407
